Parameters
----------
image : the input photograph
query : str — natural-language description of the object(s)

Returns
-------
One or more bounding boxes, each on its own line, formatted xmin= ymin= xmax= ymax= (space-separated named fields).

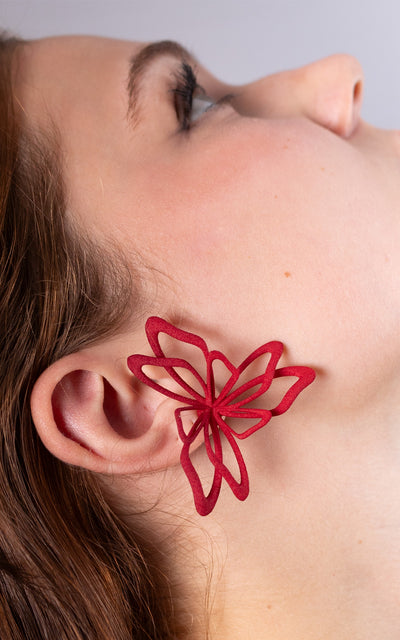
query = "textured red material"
xmin=127 ymin=317 xmax=316 ymax=516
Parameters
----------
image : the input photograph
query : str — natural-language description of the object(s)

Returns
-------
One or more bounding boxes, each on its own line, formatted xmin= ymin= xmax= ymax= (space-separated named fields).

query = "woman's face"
xmin=18 ymin=36 xmax=400 ymax=420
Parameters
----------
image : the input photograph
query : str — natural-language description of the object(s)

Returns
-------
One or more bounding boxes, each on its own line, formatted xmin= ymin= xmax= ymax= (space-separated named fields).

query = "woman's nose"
xmin=235 ymin=54 xmax=364 ymax=138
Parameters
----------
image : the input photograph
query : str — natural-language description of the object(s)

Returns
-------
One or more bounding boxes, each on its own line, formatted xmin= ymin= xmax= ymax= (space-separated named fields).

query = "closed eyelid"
xmin=126 ymin=40 xmax=197 ymax=125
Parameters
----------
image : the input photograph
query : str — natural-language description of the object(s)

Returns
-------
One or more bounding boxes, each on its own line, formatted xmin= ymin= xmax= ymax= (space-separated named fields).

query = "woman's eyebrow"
xmin=127 ymin=40 xmax=194 ymax=124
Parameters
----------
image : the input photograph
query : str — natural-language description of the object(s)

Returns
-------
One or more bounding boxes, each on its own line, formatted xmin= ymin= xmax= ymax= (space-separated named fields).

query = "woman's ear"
xmin=30 ymin=345 xmax=184 ymax=475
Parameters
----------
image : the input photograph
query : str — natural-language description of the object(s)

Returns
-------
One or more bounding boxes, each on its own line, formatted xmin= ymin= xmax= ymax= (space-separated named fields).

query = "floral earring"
xmin=128 ymin=317 xmax=315 ymax=516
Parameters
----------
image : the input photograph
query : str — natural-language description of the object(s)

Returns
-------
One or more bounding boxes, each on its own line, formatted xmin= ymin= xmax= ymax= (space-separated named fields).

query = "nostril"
xmin=353 ymin=80 xmax=363 ymax=106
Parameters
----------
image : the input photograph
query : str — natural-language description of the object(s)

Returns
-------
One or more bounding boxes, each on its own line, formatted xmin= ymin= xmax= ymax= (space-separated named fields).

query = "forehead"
xmin=14 ymin=36 xmax=150 ymax=225
xmin=21 ymin=34 xmax=143 ymax=77
xmin=16 ymin=36 xmax=143 ymax=128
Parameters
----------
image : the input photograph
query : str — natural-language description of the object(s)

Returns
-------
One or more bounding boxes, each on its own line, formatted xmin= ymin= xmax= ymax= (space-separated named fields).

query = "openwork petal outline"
xmin=127 ymin=316 xmax=316 ymax=516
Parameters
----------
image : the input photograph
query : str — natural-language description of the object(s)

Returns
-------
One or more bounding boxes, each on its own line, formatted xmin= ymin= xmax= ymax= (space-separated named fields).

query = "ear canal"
xmin=103 ymin=378 xmax=131 ymax=437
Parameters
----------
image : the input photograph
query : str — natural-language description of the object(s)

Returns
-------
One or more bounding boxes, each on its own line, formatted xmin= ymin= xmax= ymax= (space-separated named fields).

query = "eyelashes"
xmin=171 ymin=62 xmax=199 ymax=131
xmin=171 ymin=61 xmax=235 ymax=132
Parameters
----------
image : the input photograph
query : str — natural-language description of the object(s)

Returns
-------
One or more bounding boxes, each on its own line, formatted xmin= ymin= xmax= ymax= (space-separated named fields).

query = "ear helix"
xmin=45 ymin=367 xmax=184 ymax=474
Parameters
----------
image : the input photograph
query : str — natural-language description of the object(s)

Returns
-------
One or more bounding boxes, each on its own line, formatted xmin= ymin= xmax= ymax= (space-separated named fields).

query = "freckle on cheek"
xmin=284 ymin=271 xmax=291 ymax=278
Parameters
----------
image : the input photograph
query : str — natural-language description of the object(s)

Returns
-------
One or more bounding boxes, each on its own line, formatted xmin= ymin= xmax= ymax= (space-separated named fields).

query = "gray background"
xmin=1 ymin=0 xmax=399 ymax=129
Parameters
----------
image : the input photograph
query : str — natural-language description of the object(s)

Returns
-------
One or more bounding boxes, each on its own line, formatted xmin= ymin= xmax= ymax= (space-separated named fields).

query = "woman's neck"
xmin=114 ymin=379 xmax=400 ymax=639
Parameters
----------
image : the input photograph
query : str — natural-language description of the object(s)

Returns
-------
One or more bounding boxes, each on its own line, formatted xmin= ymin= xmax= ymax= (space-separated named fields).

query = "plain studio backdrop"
xmin=1 ymin=0 xmax=399 ymax=130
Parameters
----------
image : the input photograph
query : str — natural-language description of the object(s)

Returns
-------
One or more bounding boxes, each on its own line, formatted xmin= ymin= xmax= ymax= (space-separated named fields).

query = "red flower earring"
xmin=128 ymin=317 xmax=316 ymax=516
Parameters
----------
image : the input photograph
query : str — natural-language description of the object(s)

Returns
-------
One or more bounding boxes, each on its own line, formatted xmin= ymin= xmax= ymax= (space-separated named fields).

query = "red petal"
xmin=145 ymin=316 xmax=213 ymax=401
xmin=271 ymin=366 xmax=316 ymax=415
xmin=180 ymin=413 xmax=223 ymax=516
xmin=178 ymin=410 xmax=250 ymax=514
xmin=127 ymin=354 xmax=207 ymax=406
xmin=217 ymin=406 xmax=273 ymax=439
xmin=217 ymin=341 xmax=284 ymax=407
xmin=211 ymin=414 xmax=250 ymax=501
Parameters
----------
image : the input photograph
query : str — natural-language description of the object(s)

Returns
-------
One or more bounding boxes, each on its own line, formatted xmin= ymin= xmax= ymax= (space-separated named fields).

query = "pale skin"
xmin=19 ymin=36 xmax=400 ymax=638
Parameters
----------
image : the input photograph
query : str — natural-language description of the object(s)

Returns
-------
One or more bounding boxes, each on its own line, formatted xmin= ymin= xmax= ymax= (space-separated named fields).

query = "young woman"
xmin=2 ymin=32 xmax=400 ymax=639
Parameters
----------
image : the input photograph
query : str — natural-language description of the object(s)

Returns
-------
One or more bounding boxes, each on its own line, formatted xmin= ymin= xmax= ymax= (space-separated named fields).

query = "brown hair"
xmin=0 ymin=34 xmax=176 ymax=639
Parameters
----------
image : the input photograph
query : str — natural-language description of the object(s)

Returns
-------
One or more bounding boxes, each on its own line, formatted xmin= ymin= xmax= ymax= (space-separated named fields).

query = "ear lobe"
xmin=30 ymin=352 xmax=185 ymax=476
